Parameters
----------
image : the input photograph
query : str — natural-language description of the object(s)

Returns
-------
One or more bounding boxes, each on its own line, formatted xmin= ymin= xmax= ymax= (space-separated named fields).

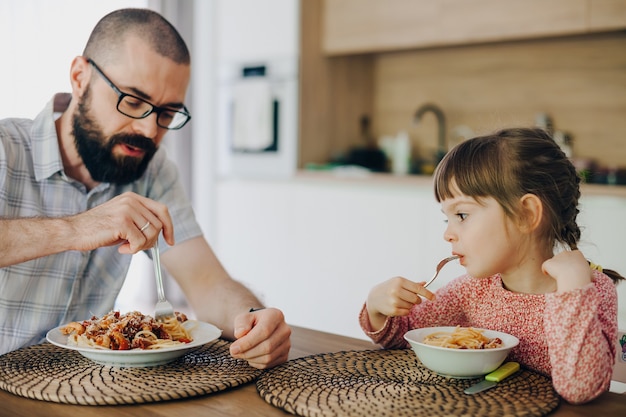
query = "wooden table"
xmin=0 ymin=326 xmax=623 ymax=417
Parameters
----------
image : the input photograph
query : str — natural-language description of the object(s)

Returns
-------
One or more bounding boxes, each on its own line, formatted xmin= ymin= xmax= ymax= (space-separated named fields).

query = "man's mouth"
xmin=117 ymin=143 xmax=146 ymax=158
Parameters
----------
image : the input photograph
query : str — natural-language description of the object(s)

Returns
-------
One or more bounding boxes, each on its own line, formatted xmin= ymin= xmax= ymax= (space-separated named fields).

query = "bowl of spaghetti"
xmin=403 ymin=326 xmax=519 ymax=378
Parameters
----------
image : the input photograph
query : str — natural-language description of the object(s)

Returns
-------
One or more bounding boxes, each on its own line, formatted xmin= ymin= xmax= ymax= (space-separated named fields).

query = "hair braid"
xmin=559 ymin=161 xmax=582 ymax=250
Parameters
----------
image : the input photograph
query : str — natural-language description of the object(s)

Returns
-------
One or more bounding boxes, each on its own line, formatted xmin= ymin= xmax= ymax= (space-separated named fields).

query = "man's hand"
xmin=0 ymin=191 xmax=175 ymax=268
xmin=69 ymin=191 xmax=175 ymax=254
xmin=229 ymin=308 xmax=291 ymax=369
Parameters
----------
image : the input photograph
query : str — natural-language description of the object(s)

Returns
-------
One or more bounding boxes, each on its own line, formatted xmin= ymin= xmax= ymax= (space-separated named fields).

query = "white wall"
xmin=215 ymin=0 xmax=299 ymax=63
xmin=0 ymin=0 xmax=149 ymax=119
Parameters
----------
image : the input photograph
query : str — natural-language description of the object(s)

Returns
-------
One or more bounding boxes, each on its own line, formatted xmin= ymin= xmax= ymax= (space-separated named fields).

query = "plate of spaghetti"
xmin=404 ymin=326 xmax=519 ymax=378
xmin=46 ymin=310 xmax=222 ymax=367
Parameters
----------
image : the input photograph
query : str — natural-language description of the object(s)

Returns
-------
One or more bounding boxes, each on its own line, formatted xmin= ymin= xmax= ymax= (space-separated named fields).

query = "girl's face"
xmin=441 ymin=188 xmax=523 ymax=279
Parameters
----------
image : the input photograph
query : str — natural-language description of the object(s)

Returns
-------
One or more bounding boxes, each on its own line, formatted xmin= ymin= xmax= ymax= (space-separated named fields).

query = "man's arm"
xmin=161 ymin=236 xmax=260 ymax=339
xmin=0 ymin=192 xmax=174 ymax=268
xmin=162 ymin=236 xmax=291 ymax=369
xmin=0 ymin=217 xmax=79 ymax=267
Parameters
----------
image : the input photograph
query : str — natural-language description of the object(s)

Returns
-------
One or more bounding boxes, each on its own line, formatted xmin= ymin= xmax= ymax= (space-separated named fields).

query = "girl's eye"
xmin=456 ymin=213 xmax=468 ymax=221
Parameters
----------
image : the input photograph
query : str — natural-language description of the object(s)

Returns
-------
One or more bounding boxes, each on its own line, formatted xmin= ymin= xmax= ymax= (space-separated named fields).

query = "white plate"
xmin=46 ymin=320 xmax=222 ymax=367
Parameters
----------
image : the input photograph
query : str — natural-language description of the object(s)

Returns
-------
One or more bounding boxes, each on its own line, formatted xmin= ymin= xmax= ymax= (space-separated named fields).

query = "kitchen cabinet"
xmin=322 ymin=0 xmax=626 ymax=55
xmin=214 ymin=175 xmax=452 ymax=340
xmin=213 ymin=173 xmax=626 ymax=339
xmin=589 ymin=0 xmax=626 ymax=30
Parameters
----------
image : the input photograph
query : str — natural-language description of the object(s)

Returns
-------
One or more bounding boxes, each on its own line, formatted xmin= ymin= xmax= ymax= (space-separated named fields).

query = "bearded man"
xmin=0 ymin=8 xmax=290 ymax=369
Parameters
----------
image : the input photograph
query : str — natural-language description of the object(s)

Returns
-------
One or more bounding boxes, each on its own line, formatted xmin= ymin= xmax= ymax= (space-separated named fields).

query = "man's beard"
xmin=71 ymin=89 xmax=157 ymax=185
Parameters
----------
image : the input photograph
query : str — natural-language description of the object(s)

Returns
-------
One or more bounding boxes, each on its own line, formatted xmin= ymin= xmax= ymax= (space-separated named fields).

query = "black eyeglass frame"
xmin=86 ymin=58 xmax=191 ymax=130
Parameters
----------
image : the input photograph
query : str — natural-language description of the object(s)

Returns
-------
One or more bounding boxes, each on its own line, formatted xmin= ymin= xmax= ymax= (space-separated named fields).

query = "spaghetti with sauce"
xmin=422 ymin=326 xmax=503 ymax=349
xmin=60 ymin=310 xmax=193 ymax=350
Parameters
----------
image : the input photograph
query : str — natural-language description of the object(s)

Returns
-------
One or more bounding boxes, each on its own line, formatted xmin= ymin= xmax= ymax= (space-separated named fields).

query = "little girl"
xmin=360 ymin=127 xmax=623 ymax=404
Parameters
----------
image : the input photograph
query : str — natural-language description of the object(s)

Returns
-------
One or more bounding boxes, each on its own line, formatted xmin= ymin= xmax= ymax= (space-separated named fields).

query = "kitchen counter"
xmin=294 ymin=170 xmax=626 ymax=197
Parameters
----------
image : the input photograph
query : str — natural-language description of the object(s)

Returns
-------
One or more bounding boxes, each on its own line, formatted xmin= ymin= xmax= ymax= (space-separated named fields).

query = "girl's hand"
xmin=366 ymin=277 xmax=434 ymax=331
xmin=542 ymin=250 xmax=592 ymax=293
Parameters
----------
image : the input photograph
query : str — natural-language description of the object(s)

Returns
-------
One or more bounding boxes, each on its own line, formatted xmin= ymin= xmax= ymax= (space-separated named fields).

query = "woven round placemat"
xmin=257 ymin=349 xmax=560 ymax=417
xmin=0 ymin=339 xmax=261 ymax=405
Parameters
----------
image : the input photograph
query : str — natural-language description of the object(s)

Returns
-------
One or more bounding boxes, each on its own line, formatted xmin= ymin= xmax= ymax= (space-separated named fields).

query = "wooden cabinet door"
xmin=589 ymin=0 xmax=626 ymax=31
xmin=440 ymin=0 xmax=587 ymax=44
xmin=322 ymin=0 xmax=603 ymax=55
xmin=322 ymin=0 xmax=441 ymax=54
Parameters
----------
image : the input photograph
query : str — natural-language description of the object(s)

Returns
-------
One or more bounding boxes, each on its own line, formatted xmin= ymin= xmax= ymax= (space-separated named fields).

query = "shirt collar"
xmin=31 ymin=93 xmax=69 ymax=182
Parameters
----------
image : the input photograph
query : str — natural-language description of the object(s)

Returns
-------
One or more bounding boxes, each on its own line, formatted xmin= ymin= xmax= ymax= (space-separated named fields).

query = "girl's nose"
xmin=443 ymin=226 xmax=456 ymax=242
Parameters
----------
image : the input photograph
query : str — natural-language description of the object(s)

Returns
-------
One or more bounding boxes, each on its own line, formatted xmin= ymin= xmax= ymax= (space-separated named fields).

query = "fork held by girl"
xmin=360 ymin=127 xmax=624 ymax=404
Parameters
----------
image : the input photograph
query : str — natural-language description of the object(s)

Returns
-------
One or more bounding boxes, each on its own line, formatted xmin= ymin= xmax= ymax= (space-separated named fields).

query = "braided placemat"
xmin=0 ymin=339 xmax=261 ymax=405
xmin=257 ymin=349 xmax=560 ymax=417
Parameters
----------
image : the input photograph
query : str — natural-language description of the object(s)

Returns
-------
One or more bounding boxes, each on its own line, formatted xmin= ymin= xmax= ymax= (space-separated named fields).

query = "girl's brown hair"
xmin=433 ymin=127 xmax=623 ymax=284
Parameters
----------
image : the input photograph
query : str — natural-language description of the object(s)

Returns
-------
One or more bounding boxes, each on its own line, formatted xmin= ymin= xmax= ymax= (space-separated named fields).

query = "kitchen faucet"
xmin=414 ymin=103 xmax=447 ymax=163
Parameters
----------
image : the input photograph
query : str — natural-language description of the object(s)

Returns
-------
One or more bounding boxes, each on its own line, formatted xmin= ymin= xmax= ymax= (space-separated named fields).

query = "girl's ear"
xmin=518 ymin=193 xmax=543 ymax=233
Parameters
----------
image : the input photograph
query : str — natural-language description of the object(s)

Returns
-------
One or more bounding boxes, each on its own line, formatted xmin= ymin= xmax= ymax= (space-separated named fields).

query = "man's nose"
xmin=131 ymin=113 xmax=159 ymax=139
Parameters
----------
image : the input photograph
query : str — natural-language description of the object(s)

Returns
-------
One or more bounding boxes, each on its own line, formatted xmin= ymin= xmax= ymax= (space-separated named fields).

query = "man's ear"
xmin=518 ymin=193 xmax=543 ymax=233
xmin=69 ymin=56 xmax=90 ymax=97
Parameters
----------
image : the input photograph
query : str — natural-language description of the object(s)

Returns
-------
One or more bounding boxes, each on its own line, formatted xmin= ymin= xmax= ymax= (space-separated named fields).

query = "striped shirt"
xmin=0 ymin=94 xmax=203 ymax=354
xmin=359 ymin=270 xmax=618 ymax=404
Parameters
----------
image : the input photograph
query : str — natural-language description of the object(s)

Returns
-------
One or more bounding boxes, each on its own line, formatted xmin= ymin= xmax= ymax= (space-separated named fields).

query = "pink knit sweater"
xmin=359 ymin=271 xmax=618 ymax=404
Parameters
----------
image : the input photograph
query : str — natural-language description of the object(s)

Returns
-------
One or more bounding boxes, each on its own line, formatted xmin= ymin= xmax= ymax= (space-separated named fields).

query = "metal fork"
xmin=151 ymin=244 xmax=175 ymax=322
xmin=423 ymin=255 xmax=460 ymax=288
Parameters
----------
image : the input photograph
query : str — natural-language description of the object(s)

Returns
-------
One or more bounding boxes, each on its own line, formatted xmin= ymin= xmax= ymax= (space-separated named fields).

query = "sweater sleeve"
xmin=358 ymin=302 xmax=410 ymax=349
xmin=358 ymin=276 xmax=471 ymax=349
xmin=544 ymin=271 xmax=617 ymax=404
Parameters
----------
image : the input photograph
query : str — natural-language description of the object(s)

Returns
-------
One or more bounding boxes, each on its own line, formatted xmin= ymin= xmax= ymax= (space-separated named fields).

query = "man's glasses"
xmin=87 ymin=58 xmax=191 ymax=130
